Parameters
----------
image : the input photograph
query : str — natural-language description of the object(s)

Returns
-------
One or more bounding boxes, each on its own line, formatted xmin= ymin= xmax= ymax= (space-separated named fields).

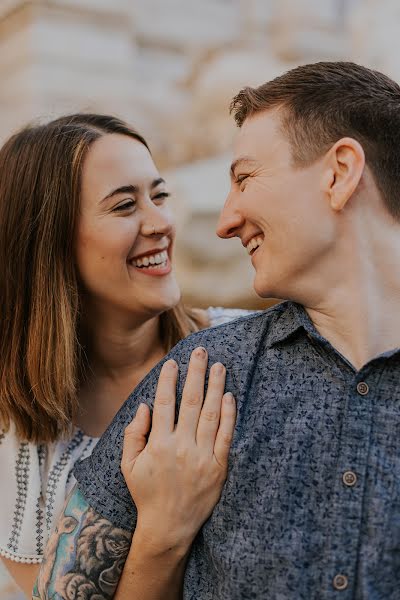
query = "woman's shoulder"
xmin=206 ymin=306 xmax=256 ymax=328
xmin=0 ymin=423 xmax=98 ymax=564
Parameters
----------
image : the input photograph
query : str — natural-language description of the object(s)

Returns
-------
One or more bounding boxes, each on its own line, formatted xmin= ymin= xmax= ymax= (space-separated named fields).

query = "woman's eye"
xmin=113 ymin=199 xmax=136 ymax=212
xmin=152 ymin=192 xmax=170 ymax=203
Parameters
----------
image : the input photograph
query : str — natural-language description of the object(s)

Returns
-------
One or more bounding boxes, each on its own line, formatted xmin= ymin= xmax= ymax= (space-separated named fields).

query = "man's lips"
xmin=244 ymin=234 xmax=264 ymax=256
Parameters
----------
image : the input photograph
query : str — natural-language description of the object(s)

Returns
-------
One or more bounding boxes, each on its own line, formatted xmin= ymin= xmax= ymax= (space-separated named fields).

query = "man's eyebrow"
xmin=230 ymin=157 xmax=259 ymax=177
xmin=102 ymin=178 xmax=166 ymax=203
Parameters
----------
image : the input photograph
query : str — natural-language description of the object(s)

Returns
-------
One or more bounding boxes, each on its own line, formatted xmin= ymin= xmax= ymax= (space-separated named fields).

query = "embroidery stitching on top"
xmin=8 ymin=443 xmax=30 ymax=553
xmin=35 ymin=496 xmax=45 ymax=555
xmin=37 ymin=443 xmax=46 ymax=467
xmin=45 ymin=430 xmax=84 ymax=533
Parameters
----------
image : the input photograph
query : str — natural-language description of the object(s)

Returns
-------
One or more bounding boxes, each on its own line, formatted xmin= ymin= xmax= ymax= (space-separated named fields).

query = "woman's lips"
xmin=128 ymin=255 xmax=172 ymax=276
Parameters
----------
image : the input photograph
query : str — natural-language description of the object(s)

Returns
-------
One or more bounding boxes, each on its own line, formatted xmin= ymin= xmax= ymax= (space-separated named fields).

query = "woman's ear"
xmin=325 ymin=137 xmax=365 ymax=212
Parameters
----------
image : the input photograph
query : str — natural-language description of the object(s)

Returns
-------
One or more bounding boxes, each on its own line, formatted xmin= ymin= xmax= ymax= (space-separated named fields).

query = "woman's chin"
xmin=141 ymin=287 xmax=181 ymax=316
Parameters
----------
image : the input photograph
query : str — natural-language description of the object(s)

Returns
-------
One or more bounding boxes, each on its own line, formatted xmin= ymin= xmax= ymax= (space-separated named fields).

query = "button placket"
xmin=325 ymin=373 xmax=374 ymax=596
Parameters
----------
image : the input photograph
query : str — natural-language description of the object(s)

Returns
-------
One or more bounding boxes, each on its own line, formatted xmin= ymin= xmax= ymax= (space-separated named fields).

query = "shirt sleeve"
xmin=73 ymin=313 xmax=259 ymax=531
xmin=73 ymin=354 xmax=179 ymax=531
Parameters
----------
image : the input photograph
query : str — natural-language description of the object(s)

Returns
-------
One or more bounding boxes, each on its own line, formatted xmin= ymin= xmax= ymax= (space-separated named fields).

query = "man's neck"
xmin=303 ymin=224 xmax=400 ymax=371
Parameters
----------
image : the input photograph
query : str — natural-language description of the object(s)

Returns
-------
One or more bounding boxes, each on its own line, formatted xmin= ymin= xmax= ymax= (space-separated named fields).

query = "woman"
xmin=0 ymin=114 xmax=245 ymax=597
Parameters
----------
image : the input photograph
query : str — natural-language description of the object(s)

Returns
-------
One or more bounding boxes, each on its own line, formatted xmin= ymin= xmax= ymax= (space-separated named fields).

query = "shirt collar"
xmin=267 ymin=302 xmax=400 ymax=363
xmin=266 ymin=301 xmax=326 ymax=348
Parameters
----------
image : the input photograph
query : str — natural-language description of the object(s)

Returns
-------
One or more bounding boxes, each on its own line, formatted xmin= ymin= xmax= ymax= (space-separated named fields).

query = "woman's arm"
xmin=34 ymin=347 xmax=235 ymax=599
xmin=1 ymin=558 xmax=39 ymax=598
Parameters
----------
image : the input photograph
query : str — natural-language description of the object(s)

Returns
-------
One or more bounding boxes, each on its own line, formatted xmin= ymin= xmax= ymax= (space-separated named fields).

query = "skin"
xmin=4 ymin=133 xmax=237 ymax=597
xmin=75 ymin=133 xmax=182 ymax=436
xmin=217 ymin=109 xmax=400 ymax=369
xmin=33 ymin=105 xmax=400 ymax=596
xmin=34 ymin=350 xmax=236 ymax=599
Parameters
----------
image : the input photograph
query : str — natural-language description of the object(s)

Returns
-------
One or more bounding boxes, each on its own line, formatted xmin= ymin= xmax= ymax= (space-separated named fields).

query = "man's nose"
xmin=216 ymin=197 xmax=244 ymax=239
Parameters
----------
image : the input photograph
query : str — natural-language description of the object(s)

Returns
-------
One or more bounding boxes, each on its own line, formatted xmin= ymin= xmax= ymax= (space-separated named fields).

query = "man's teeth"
xmin=246 ymin=236 xmax=264 ymax=255
xmin=132 ymin=250 xmax=168 ymax=268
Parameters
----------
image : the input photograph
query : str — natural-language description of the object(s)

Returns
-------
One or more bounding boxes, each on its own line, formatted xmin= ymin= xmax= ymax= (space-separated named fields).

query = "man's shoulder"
xmin=169 ymin=300 xmax=291 ymax=364
xmin=73 ymin=301 xmax=295 ymax=529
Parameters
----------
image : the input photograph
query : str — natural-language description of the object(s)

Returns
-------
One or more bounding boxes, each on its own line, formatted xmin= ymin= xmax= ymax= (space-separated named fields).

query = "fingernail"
xmin=195 ymin=347 xmax=207 ymax=359
xmin=213 ymin=362 xmax=224 ymax=375
xmin=136 ymin=403 xmax=146 ymax=416
xmin=224 ymin=392 xmax=234 ymax=404
xmin=165 ymin=359 xmax=177 ymax=370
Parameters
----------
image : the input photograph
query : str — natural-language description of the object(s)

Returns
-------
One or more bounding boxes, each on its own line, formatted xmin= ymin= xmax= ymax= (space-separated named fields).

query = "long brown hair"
xmin=0 ymin=114 xmax=206 ymax=443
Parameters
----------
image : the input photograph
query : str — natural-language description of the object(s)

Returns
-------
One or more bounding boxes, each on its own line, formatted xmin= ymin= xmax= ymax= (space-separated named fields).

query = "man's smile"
xmin=245 ymin=234 xmax=264 ymax=256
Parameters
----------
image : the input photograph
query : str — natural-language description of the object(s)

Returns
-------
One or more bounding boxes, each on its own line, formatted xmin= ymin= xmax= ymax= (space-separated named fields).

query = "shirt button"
xmin=333 ymin=574 xmax=349 ymax=590
xmin=342 ymin=470 xmax=357 ymax=487
xmin=357 ymin=381 xmax=369 ymax=395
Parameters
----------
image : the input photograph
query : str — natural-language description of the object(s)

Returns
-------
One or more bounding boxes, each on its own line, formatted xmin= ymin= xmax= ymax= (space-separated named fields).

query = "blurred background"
xmin=0 ymin=0 xmax=399 ymax=596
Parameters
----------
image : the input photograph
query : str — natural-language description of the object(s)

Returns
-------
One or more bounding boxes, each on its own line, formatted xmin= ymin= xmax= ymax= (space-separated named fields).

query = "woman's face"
xmin=75 ymin=133 xmax=181 ymax=323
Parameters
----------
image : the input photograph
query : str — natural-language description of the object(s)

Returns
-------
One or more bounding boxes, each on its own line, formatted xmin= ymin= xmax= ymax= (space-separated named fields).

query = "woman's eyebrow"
xmin=102 ymin=185 xmax=138 ymax=203
xmin=151 ymin=177 xmax=166 ymax=189
xmin=101 ymin=178 xmax=166 ymax=203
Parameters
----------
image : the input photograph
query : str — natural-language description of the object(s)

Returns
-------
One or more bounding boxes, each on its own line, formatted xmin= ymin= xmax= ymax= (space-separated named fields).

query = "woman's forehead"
xmin=82 ymin=133 xmax=159 ymax=191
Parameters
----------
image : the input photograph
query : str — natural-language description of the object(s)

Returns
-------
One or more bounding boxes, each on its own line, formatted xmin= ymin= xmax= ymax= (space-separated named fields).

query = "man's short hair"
xmin=230 ymin=61 xmax=400 ymax=219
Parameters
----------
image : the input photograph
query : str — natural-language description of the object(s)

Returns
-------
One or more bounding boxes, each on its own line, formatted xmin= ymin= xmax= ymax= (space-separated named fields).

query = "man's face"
xmin=217 ymin=110 xmax=337 ymax=301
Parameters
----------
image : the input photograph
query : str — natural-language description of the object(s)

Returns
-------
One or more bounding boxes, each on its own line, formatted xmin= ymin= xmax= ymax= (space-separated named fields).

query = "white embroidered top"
xmin=0 ymin=307 xmax=251 ymax=564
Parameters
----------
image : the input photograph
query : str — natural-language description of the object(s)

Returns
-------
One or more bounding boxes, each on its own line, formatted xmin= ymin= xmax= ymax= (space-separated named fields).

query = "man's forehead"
xmin=232 ymin=110 xmax=286 ymax=164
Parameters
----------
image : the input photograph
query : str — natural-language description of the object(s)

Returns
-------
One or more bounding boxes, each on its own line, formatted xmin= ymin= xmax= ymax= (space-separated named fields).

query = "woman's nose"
xmin=141 ymin=204 xmax=174 ymax=238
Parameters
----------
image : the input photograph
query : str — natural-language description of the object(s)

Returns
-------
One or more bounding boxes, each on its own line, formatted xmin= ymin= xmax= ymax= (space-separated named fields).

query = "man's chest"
xmin=185 ymin=352 xmax=400 ymax=599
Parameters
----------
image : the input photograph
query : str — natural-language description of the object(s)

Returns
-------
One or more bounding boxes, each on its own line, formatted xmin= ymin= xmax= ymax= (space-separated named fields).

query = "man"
xmin=35 ymin=62 xmax=400 ymax=598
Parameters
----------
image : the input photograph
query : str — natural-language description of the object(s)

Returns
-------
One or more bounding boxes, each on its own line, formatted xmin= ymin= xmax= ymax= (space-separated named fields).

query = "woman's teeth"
xmin=246 ymin=236 xmax=264 ymax=255
xmin=131 ymin=250 xmax=168 ymax=269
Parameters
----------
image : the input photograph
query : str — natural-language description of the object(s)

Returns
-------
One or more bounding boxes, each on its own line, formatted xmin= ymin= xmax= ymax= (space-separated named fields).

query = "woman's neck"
xmin=85 ymin=316 xmax=164 ymax=379
xmin=76 ymin=311 xmax=166 ymax=437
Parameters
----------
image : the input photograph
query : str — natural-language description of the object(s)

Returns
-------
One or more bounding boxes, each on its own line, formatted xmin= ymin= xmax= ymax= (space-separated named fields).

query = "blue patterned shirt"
xmin=75 ymin=301 xmax=400 ymax=599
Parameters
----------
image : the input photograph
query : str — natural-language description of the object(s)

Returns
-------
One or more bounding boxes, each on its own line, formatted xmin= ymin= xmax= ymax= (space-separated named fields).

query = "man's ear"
xmin=324 ymin=137 xmax=365 ymax=212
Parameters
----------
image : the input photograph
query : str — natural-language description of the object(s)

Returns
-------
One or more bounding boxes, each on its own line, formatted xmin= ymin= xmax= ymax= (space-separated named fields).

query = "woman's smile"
xmin=127 ymin=243 xmax=171 ymax=276
xmin=128 ymin=249 xmax=172 ymax=277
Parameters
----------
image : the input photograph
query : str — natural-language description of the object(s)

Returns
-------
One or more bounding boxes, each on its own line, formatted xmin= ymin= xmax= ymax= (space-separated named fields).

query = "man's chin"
xmin=253 ymin=276 xmax=283 ymax=301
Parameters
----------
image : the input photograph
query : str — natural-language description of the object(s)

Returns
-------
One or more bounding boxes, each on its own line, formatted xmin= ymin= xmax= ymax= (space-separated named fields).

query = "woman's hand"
xmin=120 ymin=347 xmax=236 ymax=557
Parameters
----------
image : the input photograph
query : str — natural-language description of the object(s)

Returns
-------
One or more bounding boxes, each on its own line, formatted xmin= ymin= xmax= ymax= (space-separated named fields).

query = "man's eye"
xmin=152 ymin=192 xmax=170 ymax=203
xmin=236 ymin=175 xmax=249 ymax=188
xmin=113 ymin=200 xmax=136 ymax=212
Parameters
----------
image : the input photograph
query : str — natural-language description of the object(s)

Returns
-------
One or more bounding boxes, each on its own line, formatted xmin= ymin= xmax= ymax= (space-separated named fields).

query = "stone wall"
xmin=0 ymin=0 xmax=363 ymax=312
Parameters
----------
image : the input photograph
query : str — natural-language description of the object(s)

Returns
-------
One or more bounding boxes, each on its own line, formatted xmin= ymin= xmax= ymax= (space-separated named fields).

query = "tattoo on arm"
xmin=33 ymin=485 xmax=132 ymax=599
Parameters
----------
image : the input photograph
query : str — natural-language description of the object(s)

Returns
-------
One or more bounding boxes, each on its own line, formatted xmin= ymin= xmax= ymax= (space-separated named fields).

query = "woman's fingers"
xmin=121 ymin=403 xmax=151 ymax=473
xmin=175 ymin=347 xmax=208 ymax=437
xmin=196 ymin=362 xmax=226 ymax=451
xmin=213 ymin=393 xmax=236 ymax=469
xmin=150 ymin=359 xmax=178 ymax=438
